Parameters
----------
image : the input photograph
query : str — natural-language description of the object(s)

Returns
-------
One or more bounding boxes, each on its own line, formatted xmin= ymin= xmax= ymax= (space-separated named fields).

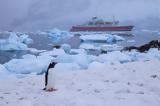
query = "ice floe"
xmin=79 ymin=43 xmax=99 ymax=50
xmin=80 ymin=34 xmax=124 ymax=43
xmin=46 ymin=28 xmax=73 ymax=43
xmin=96 ymin=51 xmax=132 ymax=64
xmin=70 ymin=49 xmax=87 ymax=54
xmin=61 ymin=44 xmax=71 ymax=54
xmin=4 ymin=54 xmax=54 ymax=74
xmin=80 ymin=43 xmax=123 ymax=53
xmin=100 ymin=44 xmax=123 ymax=52
xmin=0 ymin=32 xmax=33 ymax=51
xmin=0 ymin=64 xmax=12 ymax=79
xmin=2 ymin=44 xmax=160 ymax=75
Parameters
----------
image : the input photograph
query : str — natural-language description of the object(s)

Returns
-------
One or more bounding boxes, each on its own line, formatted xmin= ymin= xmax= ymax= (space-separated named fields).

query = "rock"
xmin=150 ymin=74 xmax=158 ymax=78
xmin=123 ymin=40 xmax=160 ymax=52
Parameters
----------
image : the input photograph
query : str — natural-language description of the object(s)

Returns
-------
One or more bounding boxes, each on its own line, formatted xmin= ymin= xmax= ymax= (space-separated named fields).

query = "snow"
xmin=70 ymin=49 xmax=87 ymax=54
xmin=0 ymin=60 xmax=160 ymax=106
xmin=141 ymin=29 xmax=150 ymax=32
xmin=1 ymin=29 xmax=160 ymax=106
xmin=55 ymin=63 xmax=80 ymax=71
xmin=40 ymin=49 xmax=66 ymax=57
xmin=28 ymin=48 xmax=46 ymax=54
xmin=56 ymin=54 xmax=91 ymax=69
xmin=61 ymin=44 xmax=71 ymax=54
xmin=46 ymin=28 xmax=73 ymax=43
xmin=126 ymin=48 xmax=160 ymax=62
xmin=0 ymin=32 xmax=33 ymax=50
xmin=19 ymin=34 xmax=33 ymax=44
xmin=152 ymin=30 xmax=159 ymax=33
xmin=79 ymin=43 xmax=99 ymax=50
xmin=37 ymin=31 xmax=48 ymax=35
xmin=3 ymin=50 xmax=91 ymax=74
xmin=0 ymin=64 xmax=10 ymax=79
xmin=4 ymin=54 xmax=54 ymax=74
xmin=100 ymin=44 xmax=123 ymax=52
xmin=0 ymin=64 xmax=7 ymax=72
xmin=80 ymin=43 xmax=123 ymax=52
xmin=96 ymin=51 xmax=132 ymax=64
xmin=3 ymin=48 xmax=160 ymax=75
xmin=127 ymin=40 xmax=135 ymax=43
xmin=80 ymin=34 xmax=109 ymax=41
xmin=80 ymin=34 xmax=124 ymax=43
xmin=147 ymin=48 xmax=160 ymax=60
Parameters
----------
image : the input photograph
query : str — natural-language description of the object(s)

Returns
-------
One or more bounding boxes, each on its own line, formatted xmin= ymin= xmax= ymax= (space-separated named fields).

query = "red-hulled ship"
xmin=70 ymin=17 xmax=134 ymax=32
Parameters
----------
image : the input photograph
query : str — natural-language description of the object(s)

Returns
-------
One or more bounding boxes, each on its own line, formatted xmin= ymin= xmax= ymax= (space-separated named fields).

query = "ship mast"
xmin=112 ymin=15 xmax=118 ymax=25
xmin=113 ymin=15 xmax=116 ymax=23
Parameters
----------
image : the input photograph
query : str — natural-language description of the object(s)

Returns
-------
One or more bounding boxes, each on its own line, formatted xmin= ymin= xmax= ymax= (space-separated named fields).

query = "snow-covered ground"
xmin=1 ymin=48 xmax=160 ymax=106
xmin=1 ymin=29 xmax=160 ymax=106
xmin=0 ymin=60 xmax=160 ymax=106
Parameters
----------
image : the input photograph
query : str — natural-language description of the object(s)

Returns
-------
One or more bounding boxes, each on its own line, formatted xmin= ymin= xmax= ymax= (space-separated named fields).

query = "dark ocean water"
xmin=0 ymin=30 xmax=160 ymax=64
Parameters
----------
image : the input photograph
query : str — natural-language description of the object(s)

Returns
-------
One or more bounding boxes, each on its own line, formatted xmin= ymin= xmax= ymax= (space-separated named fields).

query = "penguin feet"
xmin=46 ymin=88 xmax=58 ymax=92
xmin=42 ymin=88 xmax=46 ymax=90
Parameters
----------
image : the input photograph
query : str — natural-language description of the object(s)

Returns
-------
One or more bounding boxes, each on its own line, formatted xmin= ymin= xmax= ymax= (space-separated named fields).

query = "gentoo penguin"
xmin=44 ymin=62 xmax=57 ymax=92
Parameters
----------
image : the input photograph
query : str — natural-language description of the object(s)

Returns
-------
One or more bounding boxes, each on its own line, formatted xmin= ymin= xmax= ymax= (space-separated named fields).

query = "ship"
xmin=70 ymin=17 xmax=134 ymax=32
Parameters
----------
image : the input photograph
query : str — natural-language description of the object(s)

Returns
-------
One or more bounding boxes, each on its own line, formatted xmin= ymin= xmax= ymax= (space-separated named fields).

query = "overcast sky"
xmin=0 ymin=0 xmax=160 ymax=31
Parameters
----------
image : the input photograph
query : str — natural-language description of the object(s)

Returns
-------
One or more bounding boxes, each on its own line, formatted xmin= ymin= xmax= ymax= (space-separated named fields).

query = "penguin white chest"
xmin=46 ymin=68 xmax=56 ymax=90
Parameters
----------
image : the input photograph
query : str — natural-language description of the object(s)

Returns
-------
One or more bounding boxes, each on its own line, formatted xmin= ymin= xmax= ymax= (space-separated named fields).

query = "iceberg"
xmin=71 ymin=54 xmax=90 ymax=69
xmin=56 ymin=54 xmax=91 ymax=69
xmin=0 ymin=64 xmax=10 ymax=79
xmin=4 ymin=52 xmax=90 ymax=75
xmin=146 ymin=48 xmax=160 ymax=60
xmin=79 ymin=43 xmax=99 ymax=50
xmin=125 ymin=51 xmax=148 ymax=62
xmin=80 ymin=43 xmax=123 ymax=53
xmin=106 ymin=34 xmax=125 ymax=43
xmin=40 ymin=48 xmax=66 ymax=57
xmin=80 ymin=34 xmax=124 ymax=43
xmin=3 ymin=47 xmax=160 ymax=75
xmin=125 ymin=48 xmax=160 ymax=62
xmin=4 ymin=54 xmax=54 ymax=74
xmin=55 ymin=63 xmax=80 ymax=71
xmin=61 ymin=44 xmax=71 ymax=54
xmin=80 ymin=34 xmax=109 ymax=42
xmin=19 ymin=34 xmax=33 ymax=44
xmin=47 ymin=28 xmax=73 ymax=43
xmin=70 ymin=49 xmax=87 ymax=55
xmin=100 ymin=44 xmax=123 ymax=52
xmin=127 ymin=40 xmax=135 ymax=43
xmin=0 ymin=32 xmax=33 ymax=51
xmin=96 ymin=51 xmax=132 ymax=64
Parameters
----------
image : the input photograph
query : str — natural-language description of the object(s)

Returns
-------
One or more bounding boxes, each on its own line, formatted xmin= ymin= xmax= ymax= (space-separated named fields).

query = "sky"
xmin=0 ymin=0 xmax=160 ymax=31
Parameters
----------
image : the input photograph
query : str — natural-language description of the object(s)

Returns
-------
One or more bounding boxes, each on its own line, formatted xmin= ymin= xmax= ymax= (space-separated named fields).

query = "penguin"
xmin=44 ymin=62 xmax=57 ymax=92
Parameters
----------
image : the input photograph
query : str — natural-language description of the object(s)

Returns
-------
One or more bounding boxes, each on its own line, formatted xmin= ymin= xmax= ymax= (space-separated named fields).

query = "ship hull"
xmin=70 ymin=26 xmax=134 ymax=32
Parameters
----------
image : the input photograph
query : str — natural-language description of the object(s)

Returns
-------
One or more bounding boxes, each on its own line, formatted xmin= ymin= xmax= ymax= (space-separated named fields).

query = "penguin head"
xmin=48 ymin=62 xmax=57 ymax=69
